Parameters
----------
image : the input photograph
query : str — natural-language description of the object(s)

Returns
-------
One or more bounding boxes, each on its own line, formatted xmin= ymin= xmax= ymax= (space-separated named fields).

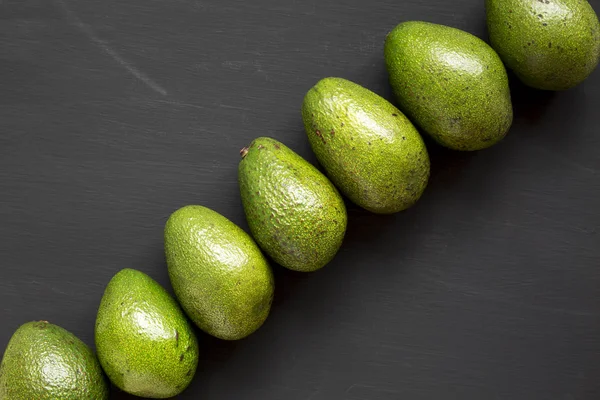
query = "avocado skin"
xmin=95 ymin=268 xmax=198 ymax=399
xmin=486 ymin=0 xmax=600 ymax=91
xmin=0 ymin=321 xmax=109 ymax=400
xmin=165 ymin=205 xmax=275 ymax=340
xmin=302 ymin=77 xmax=430 ymax=214
xmin=384 ymin=21 xmax=513 ymax=151
xmin=238 ymin=137 xmax=347 ymax=272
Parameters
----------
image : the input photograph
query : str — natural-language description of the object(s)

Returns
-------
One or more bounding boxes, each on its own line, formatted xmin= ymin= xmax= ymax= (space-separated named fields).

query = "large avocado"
xmin=238 ymin=137 xmax=347 ymax=272
xmin=0 ymin=321 xmax=109 ymax=400
xmin=302 ymin=77 xmax=430 ymax=214
xmin=95 ymin=268 xmax=198 ymax=398
xmin=165 ymin=205 xmax=275 ymax=340
xmin=486 ymin=0 xmax=600 ymax=90
xmin=385 ymin=21 xmax=513 ymax=151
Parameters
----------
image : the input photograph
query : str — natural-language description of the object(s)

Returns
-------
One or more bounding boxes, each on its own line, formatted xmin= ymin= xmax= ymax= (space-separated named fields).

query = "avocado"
xmin=384 ymin=21 xmax=513 ymax=151
xmin=0 ymin=321 xmax=108 ymax=400
xmin=302 ymin=77 xmax=430 ymax=214
xmin=95 ymin=268 xmax=198 ymax=398
xmin=165 ymin=205 xmax=275 ymax=340
xmin=238 ymin=137 xmax=347 ymax=272
xmin=486 ymin=0 xmax=600 ymax=90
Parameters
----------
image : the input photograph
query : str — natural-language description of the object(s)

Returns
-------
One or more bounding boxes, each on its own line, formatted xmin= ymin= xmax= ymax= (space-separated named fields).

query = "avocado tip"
xmin=240 ymin=147 xmax=249 ymax=158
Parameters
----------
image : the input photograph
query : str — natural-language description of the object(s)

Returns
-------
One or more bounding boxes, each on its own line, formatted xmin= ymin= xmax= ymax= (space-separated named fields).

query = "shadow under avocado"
xmin=508 ymin=70 xmax=556 ymax=125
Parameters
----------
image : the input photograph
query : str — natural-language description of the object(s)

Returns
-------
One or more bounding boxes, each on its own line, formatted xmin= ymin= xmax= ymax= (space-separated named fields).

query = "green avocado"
xmin=165 ymin=205 xmax=275 ymax=340
xmin=486 ymin=0 xmax=600 ymax=90
xmin=238 ymin=137 xmax=347 ymax=272
xmin=384 ymin=21 xmax=513 ymax=151
xmin=95 ymin=268 xmax=198 ymax=399
xmin=302 ymin=77 xmax=430 ymax=214
xmin=0 ymin=321 xmax=108 ymax=400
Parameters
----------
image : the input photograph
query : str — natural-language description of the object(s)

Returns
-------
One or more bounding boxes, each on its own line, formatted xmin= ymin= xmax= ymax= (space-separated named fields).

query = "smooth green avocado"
xmin=238 ymin=137 xmax=347 ymax=272
xmin=302 ymin=77 xmax=430 ymax=214
xmin=0 ymin=321 xmax=109 ymax=400
xmin=385 ymin=21 xmax=513 ymax=151
xmin=165 ymin=205 xmax=275 ymax=340
xmin=95 ymin=268 xmax=198 ymax=399
xmin=486 ymin=0 xmax=600 ymax=90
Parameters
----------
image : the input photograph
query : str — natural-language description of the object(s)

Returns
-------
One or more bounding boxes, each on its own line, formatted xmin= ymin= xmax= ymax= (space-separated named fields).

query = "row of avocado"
xmin=1 ymin=0 xmax=599 ymax=398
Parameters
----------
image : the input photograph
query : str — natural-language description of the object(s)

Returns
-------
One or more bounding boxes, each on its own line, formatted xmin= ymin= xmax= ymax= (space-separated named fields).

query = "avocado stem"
xmin=240 ymin=147 xmax=249 ymax=158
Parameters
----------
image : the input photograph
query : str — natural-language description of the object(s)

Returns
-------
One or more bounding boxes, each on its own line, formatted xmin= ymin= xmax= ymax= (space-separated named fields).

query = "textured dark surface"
xmin=0 ymin=0 xmax=599 ymax=398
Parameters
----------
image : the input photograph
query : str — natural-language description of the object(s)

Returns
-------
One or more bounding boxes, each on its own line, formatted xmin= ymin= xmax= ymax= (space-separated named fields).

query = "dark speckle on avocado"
xmin=35 ymin=321 xmax=49 ymax=329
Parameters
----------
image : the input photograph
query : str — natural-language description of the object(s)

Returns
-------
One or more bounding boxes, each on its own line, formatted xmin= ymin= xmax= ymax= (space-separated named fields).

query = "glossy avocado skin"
xmin=385 ymin=21 xmax=513 ymax=151
xmin=238 ymin=137 xmax=347 ymax=272
xmin=486 ymin=0 xmax=600 ymax=90
xmin=165 ymin=205 xmax=275 ymax=340
xmin=302 ymin=77 xmax=430 ymax=214
xmin=0 ymin=321 xmax=109 ymax=400
xmin=95 ymin=268 xmax=198 ymax=399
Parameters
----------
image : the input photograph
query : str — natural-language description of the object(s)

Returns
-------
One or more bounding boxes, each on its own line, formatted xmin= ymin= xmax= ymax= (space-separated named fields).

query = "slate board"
xmin=1 ymin=0 xmax=600 ymax=398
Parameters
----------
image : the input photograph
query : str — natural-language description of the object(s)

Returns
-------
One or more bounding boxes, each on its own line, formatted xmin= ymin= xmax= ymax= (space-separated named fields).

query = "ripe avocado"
xmin=95 ymin=268 xmax=198 ymax=399
xmin=238 ymin=137 xmax=347 ymax=272
xmin=0 ymin=321 xmax=109 ymax=400
xmin=165 ymin=205 xmax=275 ymax=340
xmin=302 ymin=77 xmax=430 ymax=214
xmin=486 ymin=0 xmax=600 ymax=90
xmin=385 ymin=21 xmax=513 ymax=151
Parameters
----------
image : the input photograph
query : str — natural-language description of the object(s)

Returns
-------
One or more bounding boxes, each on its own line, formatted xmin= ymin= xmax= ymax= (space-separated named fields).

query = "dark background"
xmin=1 ymin=0 xmax=600 ymax=398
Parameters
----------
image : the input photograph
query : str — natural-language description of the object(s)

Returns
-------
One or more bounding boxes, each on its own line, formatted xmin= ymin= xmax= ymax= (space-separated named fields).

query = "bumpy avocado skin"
xmin=165 ymin=205 xmax=275 ymax=340
xmin=238 ymin=137 xmax=347 ymax=272
xmin=486 ymin=0 xmax=600 ymax=91
xmin=302 ymin=77 xmax=430 ymax=214
xmin=0 ymin=321 xmax=109 ymax=400
xmin=384 ymin=21 xmax=513 ymax=151
xmin=95 ymin=268 xmax=198 ymax=399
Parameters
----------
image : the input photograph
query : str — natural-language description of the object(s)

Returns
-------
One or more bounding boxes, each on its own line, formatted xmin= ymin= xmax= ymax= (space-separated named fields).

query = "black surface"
xmin=1 ymin=0 xmax=600 ymax=398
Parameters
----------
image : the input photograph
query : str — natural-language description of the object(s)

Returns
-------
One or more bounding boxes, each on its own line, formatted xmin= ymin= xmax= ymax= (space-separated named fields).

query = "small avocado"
xmin=165 ymin=205 xmax=275 ymax=340
xmin=302 ymin=77 xmax=430 ymax=214
xmin=238 ymin=137 xmax=347 ymax=272
xmin=95 ymin=268 xmax=198 ymax=399
xmin=385 ymin=21 xmax=513 ymax=151
xmin=0 ymin=321 xmax=109 ymax=400
xmin=486 ymin=0 xmax=600 ymax=90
